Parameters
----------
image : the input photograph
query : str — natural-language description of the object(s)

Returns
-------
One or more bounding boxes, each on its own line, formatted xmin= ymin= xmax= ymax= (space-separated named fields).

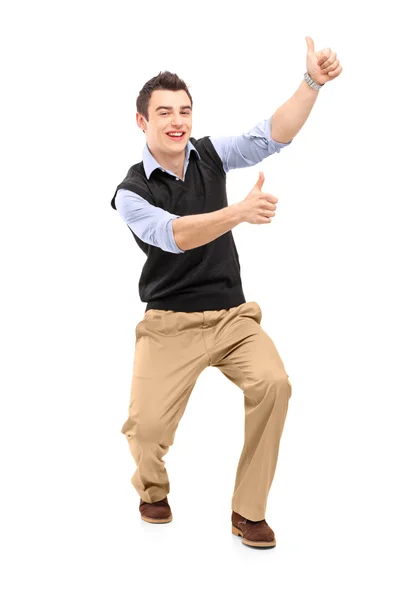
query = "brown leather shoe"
xmin=232 ymin=511 xmax=276 ymax=548
xmin=139 ymin=496 xmax=173 ymax=524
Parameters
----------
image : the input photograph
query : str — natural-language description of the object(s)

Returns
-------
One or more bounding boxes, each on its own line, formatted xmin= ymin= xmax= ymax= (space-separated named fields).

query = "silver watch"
xmin=304 ymin=71 xmax=324 ymax=90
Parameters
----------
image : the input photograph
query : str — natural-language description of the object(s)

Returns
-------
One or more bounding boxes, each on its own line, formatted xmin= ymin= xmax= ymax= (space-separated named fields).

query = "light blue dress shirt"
xmin=115 ymin=117 xmax=292 ymax=253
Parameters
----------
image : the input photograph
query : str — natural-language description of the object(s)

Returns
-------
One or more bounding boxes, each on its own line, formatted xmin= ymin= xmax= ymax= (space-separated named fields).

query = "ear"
xmin=136 ymin=112 xmax=147 ymax=130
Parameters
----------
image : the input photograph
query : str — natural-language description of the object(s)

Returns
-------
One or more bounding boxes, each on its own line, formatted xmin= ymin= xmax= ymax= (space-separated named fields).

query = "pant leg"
xmin=121 ymin=309 xmax=209 ymax=503
xmin=211 ymin=301 xmax=292 ymax=521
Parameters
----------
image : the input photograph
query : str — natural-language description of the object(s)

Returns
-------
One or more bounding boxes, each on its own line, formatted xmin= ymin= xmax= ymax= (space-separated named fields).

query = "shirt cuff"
xmin=168 ymin=217 xmax=185 ymax=253
xmin=265 ymin=118 xmax=293 ymax=150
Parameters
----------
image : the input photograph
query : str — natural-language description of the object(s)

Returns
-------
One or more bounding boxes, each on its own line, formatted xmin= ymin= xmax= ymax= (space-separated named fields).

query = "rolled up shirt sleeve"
xmin=209 ymin=116 xmax=293 ymax=173
xmin=115 ymin=188 xmax=185 ymax=254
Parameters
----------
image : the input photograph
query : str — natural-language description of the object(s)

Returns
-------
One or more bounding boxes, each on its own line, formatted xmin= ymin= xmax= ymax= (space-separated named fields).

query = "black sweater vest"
xmin=110 ymin=136 xmax=246 ymax=312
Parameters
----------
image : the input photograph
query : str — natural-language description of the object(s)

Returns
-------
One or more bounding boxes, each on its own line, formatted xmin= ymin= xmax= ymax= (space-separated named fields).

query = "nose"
xmin=171 ymin=113 xmax=184 ymax=126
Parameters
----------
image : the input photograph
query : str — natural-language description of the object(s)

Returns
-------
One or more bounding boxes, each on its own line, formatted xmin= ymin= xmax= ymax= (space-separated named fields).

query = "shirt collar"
xmin=142 ymin=139 xmax=201 ymax=179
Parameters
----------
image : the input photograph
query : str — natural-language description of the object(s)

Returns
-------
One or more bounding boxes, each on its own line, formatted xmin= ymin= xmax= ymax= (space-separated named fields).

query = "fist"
xmin=239 ymin=172 xmax=279 ymax=225
xmin=305 ymin=36 xmax=343 ymax=85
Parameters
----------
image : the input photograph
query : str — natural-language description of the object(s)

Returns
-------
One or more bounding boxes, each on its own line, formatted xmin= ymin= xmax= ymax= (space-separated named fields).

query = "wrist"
xmin=304 ymin=71 xmax=324 ymax=90
xmin=230 ymin=202 xmax=246 ymax=225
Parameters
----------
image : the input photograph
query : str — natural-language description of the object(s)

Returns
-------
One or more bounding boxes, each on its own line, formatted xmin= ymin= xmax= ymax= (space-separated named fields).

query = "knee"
xmin=271 ymin=374 xmax=292 ymax=398
xmin=286 ymin=375 xmax=292 ymax=398
xmin=122 ymin=417 xmax=169 ymax=445
xmin=265 ymin=371 xmax=291 ymax=388
xmin=257 ymin=372 xmax=292 ymax=402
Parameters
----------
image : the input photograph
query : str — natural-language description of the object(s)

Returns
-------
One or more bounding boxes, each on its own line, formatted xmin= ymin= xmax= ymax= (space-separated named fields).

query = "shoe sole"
xmin=141 ymin=513 xmax=173 ymax=524
xmin=232 ymin=524 xmax=276 ymax=548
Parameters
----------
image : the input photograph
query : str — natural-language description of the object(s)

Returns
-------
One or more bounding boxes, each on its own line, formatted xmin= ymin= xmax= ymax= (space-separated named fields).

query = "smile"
xmin=166 ymin=132 xmax=186 ymax=141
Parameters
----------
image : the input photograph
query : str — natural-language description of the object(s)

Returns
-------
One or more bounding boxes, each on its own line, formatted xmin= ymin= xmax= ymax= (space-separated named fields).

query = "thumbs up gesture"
xmin=305 ymin=36 xmax=343 ymax=85
xmin=238 ymin=171 xmax=278 ymax=225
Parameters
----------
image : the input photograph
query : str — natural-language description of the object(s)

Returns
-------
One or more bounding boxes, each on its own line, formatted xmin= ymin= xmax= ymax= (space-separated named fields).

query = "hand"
xmin=238 ymin=172 xmax=278 ymax=225
xmin=305 ymin=36 xmax=343 ymax=85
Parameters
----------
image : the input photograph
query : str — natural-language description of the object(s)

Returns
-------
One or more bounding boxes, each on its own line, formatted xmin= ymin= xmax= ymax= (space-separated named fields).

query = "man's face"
xmin=137 ymin=89 xmax=192 ymax=153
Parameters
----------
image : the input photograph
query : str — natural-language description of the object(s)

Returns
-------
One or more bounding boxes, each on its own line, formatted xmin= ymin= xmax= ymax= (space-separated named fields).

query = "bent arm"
xmin=270 ymin=79 xmax=320 ymax=142
xmin=172 ymin=204 xmax=244 ymax=252
xmin=115 ymin=189 xmax=184 ymax=254
xmin=209 ymin=117 xmax=292 ymax=173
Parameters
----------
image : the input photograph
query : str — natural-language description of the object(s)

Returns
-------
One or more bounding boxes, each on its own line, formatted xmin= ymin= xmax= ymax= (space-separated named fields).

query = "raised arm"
xmin=209 ymin=117 xmax=292 ymax=173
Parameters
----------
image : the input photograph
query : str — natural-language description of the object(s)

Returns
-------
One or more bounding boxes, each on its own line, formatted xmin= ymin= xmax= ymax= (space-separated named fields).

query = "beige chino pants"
xmin=120 ymin=301 xmax=292 ymax=522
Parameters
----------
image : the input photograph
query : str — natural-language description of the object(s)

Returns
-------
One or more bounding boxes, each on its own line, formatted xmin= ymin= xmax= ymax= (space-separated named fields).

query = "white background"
xmin=2 ymin=0 xmax=399 ymax=598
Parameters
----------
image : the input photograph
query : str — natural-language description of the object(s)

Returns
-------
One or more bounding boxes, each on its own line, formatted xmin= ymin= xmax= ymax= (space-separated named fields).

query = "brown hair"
xmin=136 ymin=71 xmax=193 ymax=123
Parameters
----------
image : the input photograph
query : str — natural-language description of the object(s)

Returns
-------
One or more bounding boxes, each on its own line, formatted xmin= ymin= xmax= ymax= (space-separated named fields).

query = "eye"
xmin=160 ymin=112 xmax=191 ymax=116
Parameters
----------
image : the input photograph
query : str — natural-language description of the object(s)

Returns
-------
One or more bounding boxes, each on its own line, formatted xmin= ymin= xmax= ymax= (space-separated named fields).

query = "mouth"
xmin=165 ymin=132 xmax=186 ymax=142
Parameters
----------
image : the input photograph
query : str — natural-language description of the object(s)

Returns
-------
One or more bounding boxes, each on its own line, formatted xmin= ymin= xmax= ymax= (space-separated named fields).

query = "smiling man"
xmin=111 ymin=40 xmax=342 ymax=549
xmin=140 ymin=92 xmax=193 ymax=180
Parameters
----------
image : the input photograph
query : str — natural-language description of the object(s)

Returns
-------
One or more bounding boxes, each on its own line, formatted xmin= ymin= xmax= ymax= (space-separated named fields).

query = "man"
xmin=110 ymin=37 xmax=342 ymax=548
